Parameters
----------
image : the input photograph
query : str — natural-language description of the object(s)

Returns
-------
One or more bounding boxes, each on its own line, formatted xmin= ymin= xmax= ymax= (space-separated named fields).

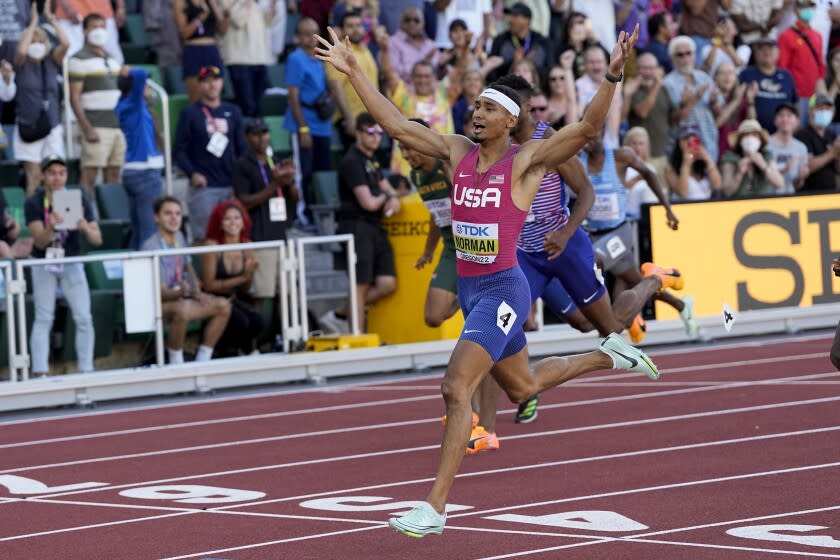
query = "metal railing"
xmin=5 ymin=236 xmax=358 ymax=382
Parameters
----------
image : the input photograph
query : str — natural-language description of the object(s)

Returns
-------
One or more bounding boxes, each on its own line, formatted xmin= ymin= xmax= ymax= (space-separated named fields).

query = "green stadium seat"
xmin=2 ymin=187 xmax=29 ymax=238
xmin=96 ymin=183 xmax=131 ymax=222
xmin=164 ymin=65 xmax=187 ymax=95
xmin=135 ymin=64 xmax=163 ymax=86
xmin=266 ymin=64 xmax=285 ymax=88
xmin=122 ymin=45 xmax=148 ymax=65
xmin=264 ymin=116 xmax=291 ymax=157
xmin=168 ymin=93 xmax=191 ymax=144
xmin=261 ymin=92 xmax=287 ymax=118
xmin=84 ymin=250 xmax=125 ymax=292
xmin=0 ymin=161 xmax=21 ymax=188
xmin=312 ymin=171 xmax=339 ymax=206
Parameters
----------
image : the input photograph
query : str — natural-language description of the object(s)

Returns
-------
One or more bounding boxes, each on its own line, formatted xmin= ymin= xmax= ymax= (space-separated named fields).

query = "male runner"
xmin=316 ymin=23 xmax=678 ymax=538
xmin=580 ymin=128 xmax=698 ymax=339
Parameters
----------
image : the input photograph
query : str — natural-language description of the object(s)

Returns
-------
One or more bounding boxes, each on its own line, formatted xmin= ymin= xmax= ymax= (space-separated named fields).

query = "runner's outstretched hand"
xmin=609 ymin=24 xmax=639 ymax=76
xmin=315 ymin=27 xmax=356 ymax=75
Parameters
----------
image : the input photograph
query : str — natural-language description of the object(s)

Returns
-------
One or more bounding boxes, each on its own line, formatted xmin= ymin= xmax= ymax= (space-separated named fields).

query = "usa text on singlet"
xmin=451 ymin=145 xmax=528 ymax=277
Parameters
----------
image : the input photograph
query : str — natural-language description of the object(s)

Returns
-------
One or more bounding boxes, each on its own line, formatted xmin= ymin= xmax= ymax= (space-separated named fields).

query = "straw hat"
xmin=728 ymin=119 xmax=769 ymax=149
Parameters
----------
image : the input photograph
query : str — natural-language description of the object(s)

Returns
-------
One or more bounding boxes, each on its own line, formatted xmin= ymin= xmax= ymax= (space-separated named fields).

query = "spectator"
xmin=511 ymin=57 xmax=540 ymax=89
xmin=232 ymin=118 xmax=299 ymax=308
xmin=319 ymin=113 xmax=399 ymax=334
xmin=544 ymin=61 xmax=578 ymax=129
xmin=664 ymin=35 xmax=722 ymax=161
xmin=721 ymin=119 xmax=784 ymax=197
xmin=622 ymin=127 xmax=659 ymax=219
xmin=14 ymin=4 xmax=69 ymax=195
xmin=507 ymin=0 xmax=551 ymax=38
xmin=174 ymin=65 xmax=247 ymax=242
xmin=665 ymin=123 xmax=722 ymax=200
xmin=729 ymin=0 xmax=784 ymax=46
xmin=715 ymin=61 xmax=755 ymax=156
xmin=487 ymin=3 xmax=553 ymax=83
xmin=25 ymin=155 xmax=102 ymax=377
xmin=389 ymin=7 xmax=439 ymax=82
xmin=173 ymin=0 xmax=229 ymax=102
xmin=577 ymin=44 xmax=623 ymax=148
xmin=573 ymin=0 xmax=616 ymax=50
xmin=378 ymin=0 xmax=422 ymax=34
xmin=0 ymin=0 xmax=32 ymax=62
xmin=144 ymin=0 xmax=183 ymax=68
xmin=739 ymin=35 xmax=798 ymax=134
xmin=558 ymin=12 xmax=601 ymax=79
xmin=815 ymin=47 xmax=840 ymax=128
xmin=767 ymin=102 xmax=810 ymax=193
xmin=626 ymin=52 xmax=674 ymax=182
xmin=700 ymin=14 xmax=751 ymax=76
xmin=778 ymin=0 xmax=825 ymax=119
xmin=528 ymin=89 xmax=549 ymax=124
xmin=645 ymin=11 xmax=673 ymax=73
xmin=795 ymin=93 xmax=840 ymax=192
xmin=0 ymin=60 xmax=15 ymax=103
xmin=677 ymin=0 xmax=718 ymax=61
xmin=56 ymin=0 xmax=125 ymax=63
xmin=328 ymin=11 xmax=379 ymax=149
xmin=615 ymin=0 xmax=650 ymax=51
xmin=0 ymin=189 xmax=32 ymax=258
xmin=219 ymin=0 xmax=275 ymax=118
xmin=376 ymin=26 xmax=460 ymax=175
xmin=451 ymin=69 xmax=484 ymax=135
xmin=433 ymin=0 xmax=492 ymax=49
xmin=302 ymin=0 xmax=335 ymax=33
xmin=142 ymin=195 xmax=231 ymax=364
xmin=285 ymin=17 xmax=333 ymax=228
xmin=434 ymin=19 xmax=480 ymax=79
xmin=68 ymin=13 xmax=126 ymax=202
xmin=332 ymin=0 xmax=378 ymax=47
xmin=115 ymin=67 xmax=165 ymax=249
xmin=269 ymin=0 xmax=289 ymax=58
xmin=200 ymin=199 xmax=263 ymax=356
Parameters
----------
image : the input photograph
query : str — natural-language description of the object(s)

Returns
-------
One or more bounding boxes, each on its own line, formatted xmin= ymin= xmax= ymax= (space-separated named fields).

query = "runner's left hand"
xmin=609 ymin=24 xmax=639 ymax=76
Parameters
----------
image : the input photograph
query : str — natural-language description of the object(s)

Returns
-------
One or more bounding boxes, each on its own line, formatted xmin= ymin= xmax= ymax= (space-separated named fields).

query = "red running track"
xmin=0 ymin=334 xmax=839 ymax=559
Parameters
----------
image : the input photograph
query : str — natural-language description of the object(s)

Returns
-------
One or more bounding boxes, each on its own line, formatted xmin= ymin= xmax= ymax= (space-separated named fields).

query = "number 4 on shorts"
xmin=497 ymin=301 xmax=517 ymax=335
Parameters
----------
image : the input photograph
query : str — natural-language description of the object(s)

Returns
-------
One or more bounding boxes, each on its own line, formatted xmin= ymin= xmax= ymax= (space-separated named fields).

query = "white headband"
xmin=479 ymin=88 xmax=520 ymax=117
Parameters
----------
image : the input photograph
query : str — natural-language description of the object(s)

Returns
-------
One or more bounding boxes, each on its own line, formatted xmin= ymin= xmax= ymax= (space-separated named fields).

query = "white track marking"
xmin=2 ymin=367 xmax=835 ymax=452
xmin=2 ymin=392 xmax=839 ymax=476
xmin=0 ymin=336 xmax=828 ymax=428
xmin=626 ymin=538 xmax=840 ymax=558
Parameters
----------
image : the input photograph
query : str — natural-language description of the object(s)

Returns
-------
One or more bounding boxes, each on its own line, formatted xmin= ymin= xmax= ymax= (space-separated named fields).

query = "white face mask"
xmin=740 ymin=135 xmax=762 ymax=154
xmin=87 ymin=28 xmax=108 ymax=47
xmin=27 ymin=42 xmax=47 ymax=60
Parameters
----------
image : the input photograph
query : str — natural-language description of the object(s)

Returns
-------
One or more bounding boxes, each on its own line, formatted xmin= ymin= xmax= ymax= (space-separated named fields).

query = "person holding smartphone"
xmin=666 ymin=123 xmax=722 ymax=201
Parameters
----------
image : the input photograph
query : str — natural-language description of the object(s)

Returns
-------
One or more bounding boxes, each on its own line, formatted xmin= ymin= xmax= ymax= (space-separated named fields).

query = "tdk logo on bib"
xmin=453 ymin=220 xmax=499 ymax=264
xmin=453 ymin=184 xmax=501 ymax=208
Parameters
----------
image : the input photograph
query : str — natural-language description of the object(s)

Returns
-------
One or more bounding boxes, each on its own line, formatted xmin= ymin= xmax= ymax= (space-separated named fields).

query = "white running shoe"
xmin=599 ymin=333 xmax=660 ymax=380
xmin=680 ymin=295 xmax=699 ymax=339
xmin=388 ymin=502 xmax=446 ymax=538
xmin=318 ymin=310 xmax=349 ymax=334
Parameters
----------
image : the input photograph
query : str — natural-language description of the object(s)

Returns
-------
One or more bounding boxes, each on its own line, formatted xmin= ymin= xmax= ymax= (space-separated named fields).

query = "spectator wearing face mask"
xmin=778 ymin=0 xmax=825 ymax=121
xmin=795 ymin=94 xmax=840 ymax=192
xmin=720 ymin=119 xmax=784 ymax=198
xmin=56 ymin=0 xmax=126 ymax=63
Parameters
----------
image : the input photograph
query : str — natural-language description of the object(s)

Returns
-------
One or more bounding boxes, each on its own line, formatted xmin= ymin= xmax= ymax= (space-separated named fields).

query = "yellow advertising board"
xmin=645 ymin=193 xmax=840 ymax=320
xmin=367 ymin=192 xmax=464 ymax=343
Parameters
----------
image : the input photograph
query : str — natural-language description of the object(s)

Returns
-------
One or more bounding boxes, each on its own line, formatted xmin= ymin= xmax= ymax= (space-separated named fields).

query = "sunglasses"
xmin=198 ymin=65 xmax=221 ymax=78
xmin=549 ymin=75 xmax=565 ymax=81
xmin=530 ymin=106 xmax=548 ymax=113
xmin=675 ymin=51 xmax=694 ymax=58
xmin=365 ymin=127 xmax=384 ymax=135
xmin=402 ymin=17 xmax=421 ymax=23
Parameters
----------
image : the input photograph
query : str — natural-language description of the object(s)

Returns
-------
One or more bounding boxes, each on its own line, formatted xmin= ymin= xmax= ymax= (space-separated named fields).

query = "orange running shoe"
xmin=465 ymin=426 xmax=500 ymax=456
xmin=627 ymin=313 xmax=647 ymax=344
xmin=641 ymin=262 xmax=684 ymax=291
xmin=441 ymin=411 xmax=479 ymax=428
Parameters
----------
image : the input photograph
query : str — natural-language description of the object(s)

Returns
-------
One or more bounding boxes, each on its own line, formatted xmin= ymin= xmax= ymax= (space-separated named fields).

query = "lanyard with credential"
xmin=161 ymin=238 xmax=182 ymax=285
xmin=43 ymin=195 xmax=68 ymax=246
xmin=259 ymin=160 xmax=284 ymax=198
xmin=201 ymin=106 xmax=218 ymax=134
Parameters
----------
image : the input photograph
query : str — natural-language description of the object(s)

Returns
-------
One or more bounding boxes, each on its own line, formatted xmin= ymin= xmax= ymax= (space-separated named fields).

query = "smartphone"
xmin=688 ymin=135 xmax=700 ymax=157
xmin=36 ymin=0 xmax=47 ymax=14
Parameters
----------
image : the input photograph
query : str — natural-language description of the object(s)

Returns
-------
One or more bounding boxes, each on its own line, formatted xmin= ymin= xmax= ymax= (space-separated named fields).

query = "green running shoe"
xmin=515 ymin=394 xmax=539 ymax=424
xmin=680 ymin=295 xmax=699 ymax=340
xmin=598 ymin=333 xmax=660 ymax=380
xmin=388 ymin=502 xmax=446 ymax=538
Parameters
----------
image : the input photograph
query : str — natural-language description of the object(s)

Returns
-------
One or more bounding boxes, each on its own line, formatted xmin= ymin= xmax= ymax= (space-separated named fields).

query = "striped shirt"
xmin=517 ymin=121 xmax=568 ymax=253
xmin=68 ymin=46 xmax=121 ymax=129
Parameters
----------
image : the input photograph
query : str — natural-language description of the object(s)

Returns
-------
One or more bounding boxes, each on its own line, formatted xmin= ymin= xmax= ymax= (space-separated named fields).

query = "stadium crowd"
xmin=0 ymin=0 xmax=838 ymax=375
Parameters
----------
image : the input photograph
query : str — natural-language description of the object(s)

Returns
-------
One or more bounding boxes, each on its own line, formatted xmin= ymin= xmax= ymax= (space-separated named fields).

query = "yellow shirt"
xmin=389 ymin=80 xmax=454 ymax=176
xmin=326 ymin=42 xmax=379 ymax=122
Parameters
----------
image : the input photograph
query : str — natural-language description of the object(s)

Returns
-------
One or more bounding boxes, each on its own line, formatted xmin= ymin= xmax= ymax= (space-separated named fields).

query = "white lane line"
xmin=627 ymin=538 xmax=840 ymax=559
xmin=556 ymin=380 xmax=840 ymax=387
xmin=470 ymin=539 xmax=618 ymax=560
xmin=3 ymin=392 xmax=839 ymax=476
xmin=0 ymin=510 xmax=199 ymax=542
xmin=0 ymin=335 xmax=831 ymax=427
xmin=2 ymin=366 xmax=834 ymax=452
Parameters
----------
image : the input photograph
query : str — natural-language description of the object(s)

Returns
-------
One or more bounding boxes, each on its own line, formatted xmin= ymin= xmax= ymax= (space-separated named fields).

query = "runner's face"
xmin=472 ymin=97 xmax=517 ymax=142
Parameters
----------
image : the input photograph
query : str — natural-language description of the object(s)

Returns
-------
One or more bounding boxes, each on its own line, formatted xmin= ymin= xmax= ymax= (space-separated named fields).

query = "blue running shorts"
xmin=517 ymin=226 xmax=607 ymax=308
xmin=457 ymin=266 xmax=531 ymax=363
xmin=541 ymin=278 xmax=576 ymax=317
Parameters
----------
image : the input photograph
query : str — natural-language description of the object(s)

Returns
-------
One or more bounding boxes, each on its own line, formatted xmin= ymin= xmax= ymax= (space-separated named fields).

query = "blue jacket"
xmin=116 ymin=69 xmax=163 ymax=169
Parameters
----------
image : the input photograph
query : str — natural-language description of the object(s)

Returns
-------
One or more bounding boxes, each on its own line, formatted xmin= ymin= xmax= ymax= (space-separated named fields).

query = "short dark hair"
xmin=775 ymin=102 xmax=799 ymax=117
xmin=648 ymin=12 xmax=667 ymax=39
xmin=340 ymin=9 xmax=363 ymax=28
xmin=485 ymin=83 xmax=523 ymax=110
xmin=153 ymin=195 xmax=182 ymax=215
xmin=493 ymin=74 xmax=534 ymax=99
xmin=355 ymin=112 xmax=377 ymax=131
xmin=83 ymin=13 xmax=105 ymax=30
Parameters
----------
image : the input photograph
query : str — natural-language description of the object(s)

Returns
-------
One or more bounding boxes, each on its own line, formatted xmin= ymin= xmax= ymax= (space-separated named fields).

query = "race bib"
xmin=206 ymin=132 xmax=229 ymax=158
xmin=453 ymin=220 xmax=499 ymax=264
xmin=590 ymin=192 xmax=621 ymax=223
xmin=425 ymin=198 xmax=451 ymax=228
xmin=605 ymin=234 xmax=627 ymax=259
xmin=268 ymin=197 xmax=287 ymax=222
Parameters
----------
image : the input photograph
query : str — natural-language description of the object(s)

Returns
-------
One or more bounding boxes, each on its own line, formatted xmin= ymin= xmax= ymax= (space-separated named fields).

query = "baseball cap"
xmin=810 ymin=93 xmax=833 ymax=107
xmin=449 ymin=18 xmax=467 ymax=33
xmin=507 ymin=2 xmax=532 ymax=19
xmin=751 ymin=33 xmax=776 ymax=47
xmin=41 ymin=154 xmax=66 ymax=171
xmin=796 ymin=0 xmax=816 ymax=7
xmin=678 ymin=122 xmax=700 ymax=139
xmin=245 ymin=117 xmax=269 ymax=135
xmin=775 ymin=101 xmax=799 ymax=117
xmin=197 ymin=65 xmax=222 ymax=81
